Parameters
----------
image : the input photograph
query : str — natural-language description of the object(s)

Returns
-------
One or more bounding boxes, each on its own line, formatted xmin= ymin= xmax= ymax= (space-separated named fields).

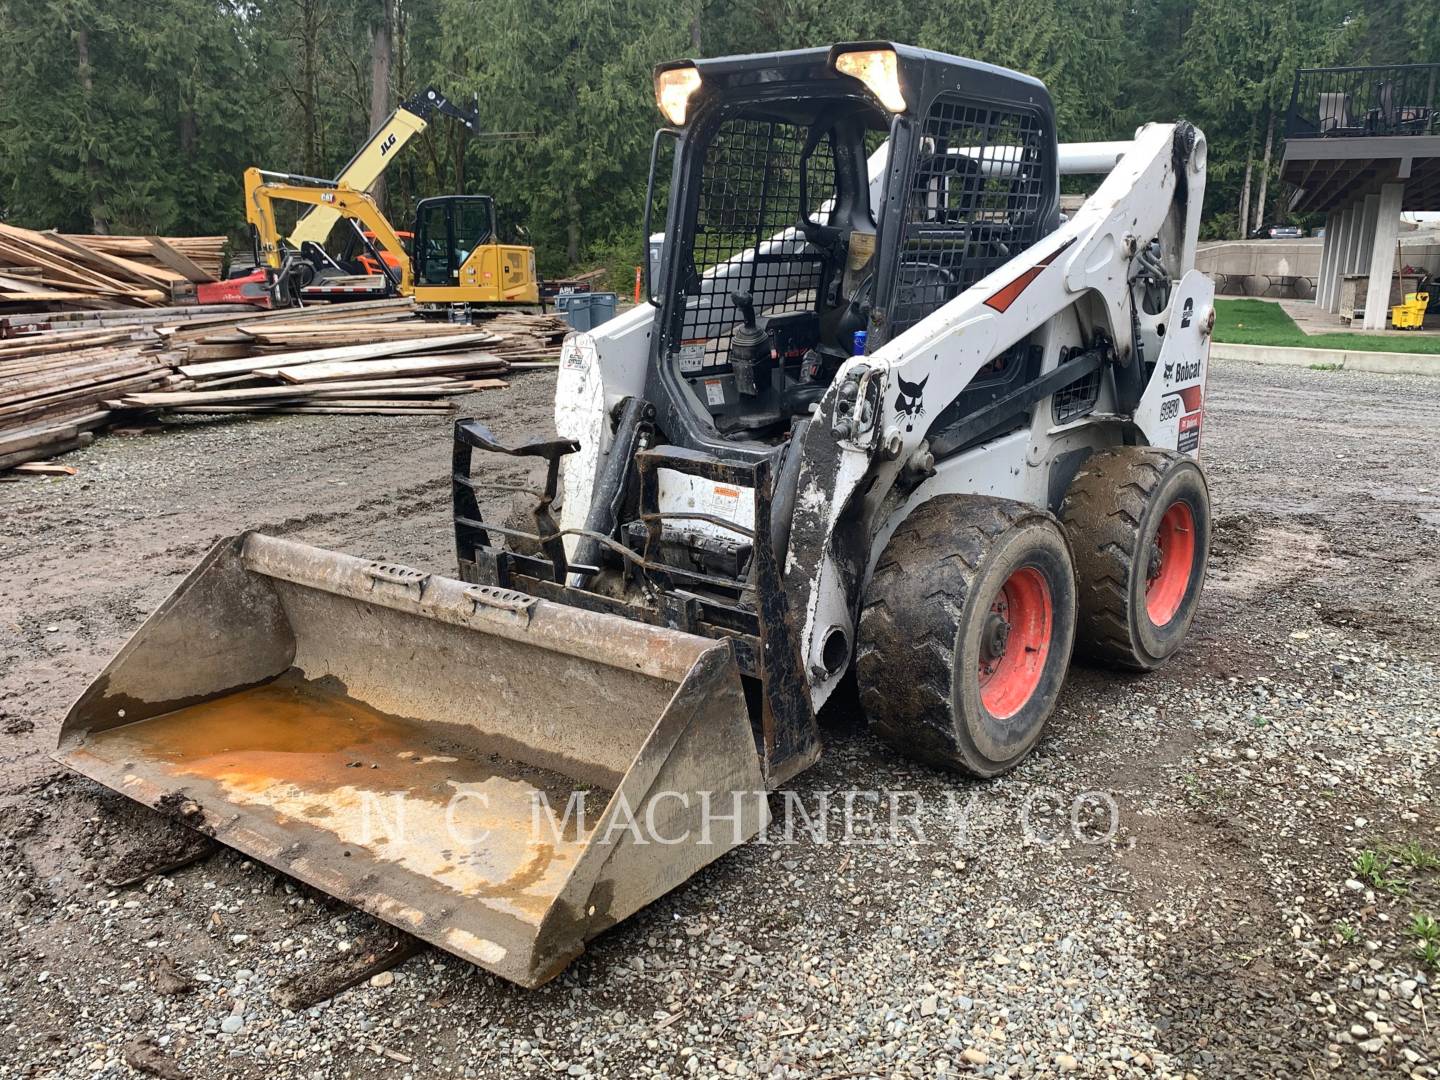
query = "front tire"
xmin=856 ymin=496 xmax=1078 ymax=777
xmin=1060 ymin=446 xmax=1211 ymax=671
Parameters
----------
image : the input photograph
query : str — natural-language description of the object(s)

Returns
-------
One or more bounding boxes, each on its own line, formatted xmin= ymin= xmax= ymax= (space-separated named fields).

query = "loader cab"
xmin=646 ymin=43 xmax=1059 ymax=452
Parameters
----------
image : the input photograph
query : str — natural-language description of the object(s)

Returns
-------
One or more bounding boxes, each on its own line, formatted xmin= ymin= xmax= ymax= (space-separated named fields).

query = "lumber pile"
xmin=0 ymin=326 xmax=183 ymax=471
xmin=59 ymin=235 xmax=226 ymax=280
xmin=0 ymin=223 xmax=208 ymax=311
xmin=0 ymin=298 xmax=566 ymax=471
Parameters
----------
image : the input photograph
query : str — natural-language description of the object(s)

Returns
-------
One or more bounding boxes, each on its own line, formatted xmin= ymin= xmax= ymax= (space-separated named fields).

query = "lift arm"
xmin=244 ymin=167 xmax=414 ymax=294
xmin=288 ymin=87 xmax=481 ymax=248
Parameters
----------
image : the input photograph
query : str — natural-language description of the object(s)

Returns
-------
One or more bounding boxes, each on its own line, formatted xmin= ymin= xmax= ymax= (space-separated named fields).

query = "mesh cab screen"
xmin=680 ymin=119 xmax=836 ymax=364
xmin=890 ymin=95 xmax=1050 ymax=336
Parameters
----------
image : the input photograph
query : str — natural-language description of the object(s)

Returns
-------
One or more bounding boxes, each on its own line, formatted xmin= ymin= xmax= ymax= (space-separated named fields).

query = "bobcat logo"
xmin=895 ymin=374 xmax=928 ymax=432
xmin=1163 ymin=360 xmax=1175 ymax=382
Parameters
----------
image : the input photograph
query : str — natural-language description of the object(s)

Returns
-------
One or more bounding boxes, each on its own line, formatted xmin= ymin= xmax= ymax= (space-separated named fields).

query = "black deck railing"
xmin=1285 ymin=63 xmax=1440 ymax=139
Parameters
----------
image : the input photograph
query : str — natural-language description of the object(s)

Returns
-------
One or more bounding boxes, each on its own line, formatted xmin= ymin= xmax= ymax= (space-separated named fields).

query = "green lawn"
xmin=1211 ymin=298 xmax=1440 ymax=355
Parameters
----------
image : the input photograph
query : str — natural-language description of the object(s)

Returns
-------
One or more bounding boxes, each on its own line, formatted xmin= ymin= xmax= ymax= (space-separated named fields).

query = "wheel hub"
xmin=1147 ymin=539 xmax=1164 ymax=582
xmin=976 ymin=567 xmax=1054 ymax=720
xmin=982 ymin=611 xmax=1012 ymax=663
xmin=1145 ymin=500 xmax=1197 ymax=626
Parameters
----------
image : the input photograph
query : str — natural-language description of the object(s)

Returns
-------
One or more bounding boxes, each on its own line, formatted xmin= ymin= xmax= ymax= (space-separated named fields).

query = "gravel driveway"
xmin=0 ymin=359 xmax=1436 ymax=1079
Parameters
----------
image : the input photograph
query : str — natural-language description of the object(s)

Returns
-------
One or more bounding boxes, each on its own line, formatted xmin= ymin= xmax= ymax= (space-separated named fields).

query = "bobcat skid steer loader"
xmin=57 ymin=43 xmax=1214 ymax=988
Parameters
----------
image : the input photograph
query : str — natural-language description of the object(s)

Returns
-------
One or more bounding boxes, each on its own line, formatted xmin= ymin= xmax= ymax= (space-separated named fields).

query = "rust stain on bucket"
xmin=87 ymin=674 xmax=608 ymax=924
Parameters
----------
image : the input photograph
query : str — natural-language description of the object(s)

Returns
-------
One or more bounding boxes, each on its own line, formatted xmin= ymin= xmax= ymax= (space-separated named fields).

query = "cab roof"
xmin=656 ymin=41 xmax=1054 ymax=122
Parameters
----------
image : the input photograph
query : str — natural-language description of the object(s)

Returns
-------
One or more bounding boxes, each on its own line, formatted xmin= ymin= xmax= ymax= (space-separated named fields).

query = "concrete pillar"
xmin=1335 ymin=199 xmax=1368 ymax=315
xmin=1362 ymin=182 xmax=1405 ymax=330
xmin=1328 ymin=207 xmax=1356 ymax=313
xmin=1357 ymin=193 xmax=1380 ymax=272
xmin=1316 ymin=210 xmax=1342 ymax=309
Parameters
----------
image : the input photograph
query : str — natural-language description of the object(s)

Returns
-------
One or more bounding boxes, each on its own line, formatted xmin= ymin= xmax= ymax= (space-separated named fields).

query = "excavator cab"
xmin=412 ymin=195 xmax=539 ymax=306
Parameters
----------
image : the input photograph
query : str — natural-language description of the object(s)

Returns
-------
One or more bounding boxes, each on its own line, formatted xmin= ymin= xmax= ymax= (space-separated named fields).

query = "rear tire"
xmin=856 ymin=496 xmax=1077 ymax=777
xmin=1059 ymin=446 xmax=1211 ymax=671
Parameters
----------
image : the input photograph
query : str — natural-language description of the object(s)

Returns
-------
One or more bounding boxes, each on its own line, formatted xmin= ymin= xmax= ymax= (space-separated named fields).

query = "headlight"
xmin=834 ymin=49 xmax=906 ymax=113
xmin=655 ymin=67 xmax=702 ymax=126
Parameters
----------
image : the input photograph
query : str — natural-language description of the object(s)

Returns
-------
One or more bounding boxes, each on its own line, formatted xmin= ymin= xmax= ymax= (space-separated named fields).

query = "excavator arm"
xmin=288 ymin=87 xmax=480 ymax=248
xmin=243 ymin=167 xmax=414 ymax=294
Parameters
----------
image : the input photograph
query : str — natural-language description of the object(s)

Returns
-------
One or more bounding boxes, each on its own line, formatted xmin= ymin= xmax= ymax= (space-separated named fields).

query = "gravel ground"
xmin=0 ymin=359 xmax=1436 ymax=1079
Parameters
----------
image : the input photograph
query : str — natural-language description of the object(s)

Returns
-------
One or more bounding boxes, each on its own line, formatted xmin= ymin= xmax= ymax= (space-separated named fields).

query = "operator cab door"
xmin=413 ymin=195 xmax=496 ymax=291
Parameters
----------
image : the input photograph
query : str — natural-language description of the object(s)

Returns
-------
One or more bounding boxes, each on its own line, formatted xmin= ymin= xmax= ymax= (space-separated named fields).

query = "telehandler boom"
xmin=288 ymin=86 xmax=482 ymax=250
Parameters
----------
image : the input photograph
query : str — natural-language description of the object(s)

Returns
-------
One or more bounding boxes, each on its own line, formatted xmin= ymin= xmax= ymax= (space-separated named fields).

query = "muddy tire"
xmin=856 ymin=496 xmax=1077 ymax=778
xmin=1059 ymin=446 xmax=1210 ymax=671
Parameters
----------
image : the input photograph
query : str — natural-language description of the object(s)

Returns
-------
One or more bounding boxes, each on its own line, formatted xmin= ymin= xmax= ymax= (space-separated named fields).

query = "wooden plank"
xmin=42 ymin=231 xmax=183 ymax=289
xmin=181 ymin=343 xmax=273 ymax=361
xmin=268 ymin=351 xmax=507 ymax=384
xmin=0 ymin=418 xmax=84 ymax=457
xmin=91 ymin=296 xmax=410 ymax=322
xmin=0 ymin=290 xmax=101 ymax=304
xmin=10 ymin=461 xmax=79 ymax=476
xmin=0 ymin=236 xmax=125 ymax=293
xmin=165 ymin=404 xmax=454 ymax=416
xmin=304 ymin=384 xmax=475 ymax=399
xmin=61 ymin=234 xmax=226 ymax=278
xmin=112 ymin=376 xmax=482 ymax=408
xmin=0 ymin=226 xmax=145 ymax=291
xmin=0 ymin=431 xmax=93 ymax=472
xmin=0 ymin=358 xmax=162 ymax=407
xmin=143 ymin=237 xmax=215 ymax=284
xmin=0 ymin=329 xmax=134 ymax=359
xmin=0 ymin=410 xmax=109 ymax=454
xmin=242 ymin=322 xmax=485 ymax=342
xmin=176 ymin=332 xmax=494 ymax=379
xmin=0 ymin=370 xmax=171 ymax=421
xmin=0 ymin=344 xmax=173 ymax=379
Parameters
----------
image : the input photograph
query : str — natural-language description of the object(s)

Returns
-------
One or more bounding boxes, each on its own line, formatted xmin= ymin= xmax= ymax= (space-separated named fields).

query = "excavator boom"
xmin=243 ymin=168 xmax=414 ymax=294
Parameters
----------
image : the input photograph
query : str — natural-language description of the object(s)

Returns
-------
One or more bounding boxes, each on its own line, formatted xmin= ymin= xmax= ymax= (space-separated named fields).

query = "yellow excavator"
xmin=201 ymin=86 xmax=538 ymax=309
xmin=203 ymin=167 xmax=539 ymax=309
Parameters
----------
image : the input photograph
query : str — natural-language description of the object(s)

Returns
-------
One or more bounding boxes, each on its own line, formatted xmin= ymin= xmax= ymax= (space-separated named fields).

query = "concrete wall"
xmin=1197 ymin=234 xmax=1440 ymax=298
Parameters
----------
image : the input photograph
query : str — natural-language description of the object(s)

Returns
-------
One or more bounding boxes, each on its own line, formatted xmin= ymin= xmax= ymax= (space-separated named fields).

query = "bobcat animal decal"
xmin=895 ymin=374 xmax=928 ymax=432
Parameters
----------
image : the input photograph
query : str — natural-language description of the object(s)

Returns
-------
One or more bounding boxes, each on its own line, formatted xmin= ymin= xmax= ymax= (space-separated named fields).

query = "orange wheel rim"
xmin=1145 ymin=501 xmax=1196 ymax=626
xmin=977 ymin=566 xmax=1053 ymax=719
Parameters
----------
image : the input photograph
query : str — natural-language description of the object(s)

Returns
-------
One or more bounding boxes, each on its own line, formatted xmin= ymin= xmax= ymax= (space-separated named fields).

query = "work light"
xmin=834 ymin=49 xmax=906 ymax=112
xmin=656 ymin=67 xmax=703 ymax=126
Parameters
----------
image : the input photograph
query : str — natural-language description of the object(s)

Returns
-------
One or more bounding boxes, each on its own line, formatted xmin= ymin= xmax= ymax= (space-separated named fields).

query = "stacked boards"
xmin=0 ymin=299 xmax=569 ymax=471
xmin=0 ymin=327 xmax=181 ymax=470
xmin=0 ymin=224 xmax=227 ymax=311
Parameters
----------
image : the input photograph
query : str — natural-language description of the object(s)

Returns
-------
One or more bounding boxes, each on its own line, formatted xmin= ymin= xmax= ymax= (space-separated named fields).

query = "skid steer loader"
xmin=57 ymin=43 xmax=1214 ymax=988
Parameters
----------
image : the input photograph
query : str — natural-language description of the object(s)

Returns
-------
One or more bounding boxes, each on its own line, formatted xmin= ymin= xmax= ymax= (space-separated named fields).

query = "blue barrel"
xmin=554 ymin=292 xmax=595 ymax=330
xmin=555 ymin=291 xmax=619 ymax=331
xmin=588 ymin=292 xmax=618 ymax=327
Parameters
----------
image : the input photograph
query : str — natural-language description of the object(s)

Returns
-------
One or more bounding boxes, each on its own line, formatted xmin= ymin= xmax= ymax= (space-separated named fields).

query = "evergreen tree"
xmin=0 ymin=0 xmax=1420 ymax=266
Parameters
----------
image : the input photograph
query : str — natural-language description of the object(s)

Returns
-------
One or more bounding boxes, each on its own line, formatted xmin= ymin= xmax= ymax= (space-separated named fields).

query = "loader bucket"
xmin=55 ymin=533 xmax=767 ymax=987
